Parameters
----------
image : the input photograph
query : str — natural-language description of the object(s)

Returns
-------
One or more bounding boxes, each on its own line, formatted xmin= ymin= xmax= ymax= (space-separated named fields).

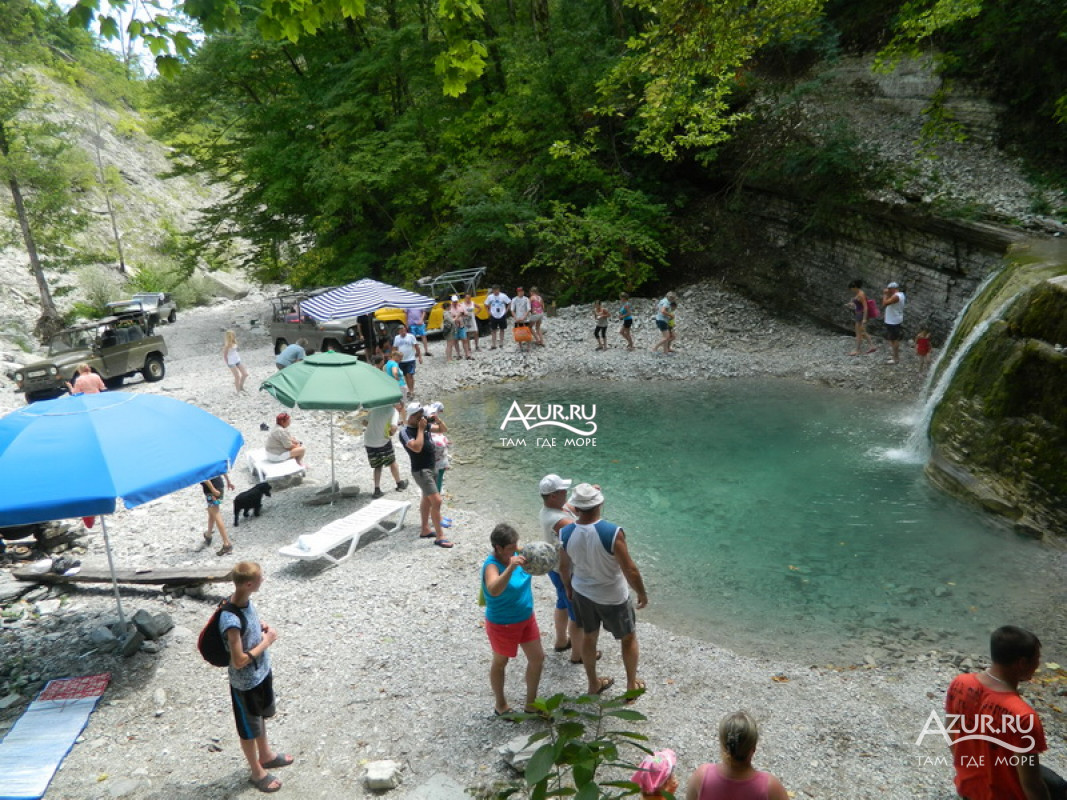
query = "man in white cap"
xmin=399 ymin=402 xmax=452 ymax=548
xmin=558 ymin=483 xmax=648 ymax=699
xmin=539 ymin=474 xmax=586 ymax=662
xmin=882 ymin=281 xmax=906 ymax=365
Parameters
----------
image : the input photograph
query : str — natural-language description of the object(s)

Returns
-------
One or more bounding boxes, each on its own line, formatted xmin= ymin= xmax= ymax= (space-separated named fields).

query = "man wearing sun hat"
xmin=558 ymin=483 xmax=648 ymax=699
xmin=399 ymin=402 xmax=451 ymax=548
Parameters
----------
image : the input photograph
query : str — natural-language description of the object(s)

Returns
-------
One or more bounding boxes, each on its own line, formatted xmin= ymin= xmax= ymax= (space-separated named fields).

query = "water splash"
xmin=905 ymin=290 xmax=1017 ymax=457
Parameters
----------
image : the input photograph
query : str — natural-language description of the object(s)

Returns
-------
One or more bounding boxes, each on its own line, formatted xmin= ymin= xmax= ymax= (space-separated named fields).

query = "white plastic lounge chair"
xmin=246 ymin=447 xmax=306 ymax=483
xmin=278 ymin=499 xmax=411 ymax=565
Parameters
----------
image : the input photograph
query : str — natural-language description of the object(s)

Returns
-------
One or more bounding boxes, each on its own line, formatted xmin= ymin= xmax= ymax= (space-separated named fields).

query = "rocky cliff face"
xmin=925 ymin=241 xmax=1067 ymax=540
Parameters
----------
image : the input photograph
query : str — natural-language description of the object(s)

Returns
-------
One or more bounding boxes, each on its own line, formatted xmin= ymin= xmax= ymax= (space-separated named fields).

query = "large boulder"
xmin=926 ymin=243 xmax=1067 ymax=539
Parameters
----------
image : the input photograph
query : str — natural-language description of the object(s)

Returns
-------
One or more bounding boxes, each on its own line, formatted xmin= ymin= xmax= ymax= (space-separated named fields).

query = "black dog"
xmin=233 ymin=482 xmax=272 ymax=527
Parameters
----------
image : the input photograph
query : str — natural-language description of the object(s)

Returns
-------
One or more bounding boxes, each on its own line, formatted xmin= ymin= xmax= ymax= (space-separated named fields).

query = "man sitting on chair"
xmin=265 ymin=413 xmax=306 ymax=466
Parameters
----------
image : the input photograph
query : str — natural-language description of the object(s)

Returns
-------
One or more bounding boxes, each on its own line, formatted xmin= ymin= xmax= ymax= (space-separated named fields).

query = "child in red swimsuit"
xmin=916 ymin=327 xmax=931 ymax=373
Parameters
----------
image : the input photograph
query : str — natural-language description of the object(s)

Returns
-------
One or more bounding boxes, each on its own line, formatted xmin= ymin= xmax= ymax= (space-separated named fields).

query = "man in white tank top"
xmin=558 ymin=483 xmax=648 ymax=699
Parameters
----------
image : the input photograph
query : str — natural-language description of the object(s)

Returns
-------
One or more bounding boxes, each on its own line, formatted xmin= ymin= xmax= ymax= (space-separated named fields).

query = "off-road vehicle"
xmin=373 ymin=267 xmax=490 ymax=338
xmin=10 ymin=312 xmax=167 ymax=403
xmin=268 ymin=289 xmax=365 ymax=355
xmin=105 ymin=292 xmax=178 ymax=331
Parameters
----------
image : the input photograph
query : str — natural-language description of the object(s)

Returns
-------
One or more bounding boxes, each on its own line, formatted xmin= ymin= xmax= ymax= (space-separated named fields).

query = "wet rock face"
xmin=928 ymin=273 xmax=1067 ymax=538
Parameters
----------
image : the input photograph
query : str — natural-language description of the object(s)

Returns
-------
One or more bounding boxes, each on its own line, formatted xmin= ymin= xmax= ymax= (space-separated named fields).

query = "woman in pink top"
xmin=686 ymin=711 xmax=789 ymax=800
xmin=528 ymin=286 xmax=545 ymax=346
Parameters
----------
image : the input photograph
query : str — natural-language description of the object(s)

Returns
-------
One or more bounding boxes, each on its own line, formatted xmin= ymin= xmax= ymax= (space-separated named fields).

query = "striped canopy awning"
xmin=299 ymin=278 xmax=435 ymax=321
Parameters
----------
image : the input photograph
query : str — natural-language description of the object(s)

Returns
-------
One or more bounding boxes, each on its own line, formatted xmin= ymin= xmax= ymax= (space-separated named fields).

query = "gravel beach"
xmin=1 ymin=284 xmax=1064 ymax=799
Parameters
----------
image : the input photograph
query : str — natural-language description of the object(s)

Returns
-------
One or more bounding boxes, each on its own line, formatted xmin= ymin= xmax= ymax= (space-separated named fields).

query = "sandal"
xmin=553 ymin=641 xmax=572 ymax=653
xmin=260 ymin=753 xmax=294 ymax=769
xmin=250 ymin=774 xmax=281 ymax=793
xmin=203 ymin=531 xmax=213 ymax=545
xmin=216 ymin=544 xmax=233 ymax=556
xmin=570 ymin=650 xmax=602 ymax=665
xmin=433 ymin=539 xmax=454 ymax=548
xmin=592 ymin=677 xmax=615 ymax=695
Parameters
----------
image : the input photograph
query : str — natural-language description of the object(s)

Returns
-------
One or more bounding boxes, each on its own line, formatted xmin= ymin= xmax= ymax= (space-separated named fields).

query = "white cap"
xmin=451 ymin=294 xmax=459 ymax=302
xmin=405 ymin=401 xmax=423 ymax=416
xmin=887 ymin=282 xmax=899 ymax=289
xmin=539 ymin=474 xmax=572 ymax=495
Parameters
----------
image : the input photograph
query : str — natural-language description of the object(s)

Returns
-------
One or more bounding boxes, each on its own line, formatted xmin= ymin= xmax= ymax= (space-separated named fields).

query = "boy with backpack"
xmin=217 ymin=561 xmax=292 ymax=793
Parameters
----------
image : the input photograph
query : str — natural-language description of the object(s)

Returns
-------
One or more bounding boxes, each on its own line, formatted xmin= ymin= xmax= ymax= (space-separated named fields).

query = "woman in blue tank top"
xmin=481 ymin=523 xmax=545 ymax=715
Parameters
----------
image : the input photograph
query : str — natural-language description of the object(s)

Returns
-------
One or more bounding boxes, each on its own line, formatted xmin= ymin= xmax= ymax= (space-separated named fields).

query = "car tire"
xmin=274 ymin=338 xmax=289 ymax=355
xmin=142 ymin=355 xmax=165 ymax=382
xmin=168 ymin=310 xmax=177 ymax=324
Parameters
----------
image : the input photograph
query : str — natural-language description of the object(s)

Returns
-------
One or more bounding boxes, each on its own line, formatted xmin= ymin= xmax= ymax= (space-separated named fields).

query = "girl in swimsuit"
xmin=223 ymin=330 xmax=249 ymax=393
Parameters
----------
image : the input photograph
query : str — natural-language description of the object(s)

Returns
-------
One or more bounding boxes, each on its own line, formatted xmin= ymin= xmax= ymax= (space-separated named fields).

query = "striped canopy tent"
xmin=299 ymin=278 xmax=435 ymax=322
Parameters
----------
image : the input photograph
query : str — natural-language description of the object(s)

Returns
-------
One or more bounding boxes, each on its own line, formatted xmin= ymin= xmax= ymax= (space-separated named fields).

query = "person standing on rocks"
xmin=558 ymin=483 xmax=648 ymax=698
xmin=201 ymin=472 xmax=236 ymax=556
xmin=510 ymin=286 xmax=531 ymax=352
xmin=845 ymin=280 xmax=875 ymax=356
xmin=481 ymin=523 xmax=544 ymax=715
xmin=528 ymin=287 xmax=546 ymax=346
xmin=539 ymin=474 xmax=593 ymax=666
xmin=392 ymin=323 xmax=422 ymax=397
xmin=486 ymin=285 xmax=511 ymax=350
xmin=882 ymin=281 xmax=905 ymax=365
xmin=399 ymin=402 xmax=452 ymax=548
xmin=406 ymin=306 xmax=432 ymax=357
xmin=221 ymin=561 xmax=293 ymax=793
xmin=945 ymin=625 xmax=1065 ymax=800
xmin=651 ymin=292 xmax=677 ymax=355
xmin=363 ymin=403 xmax=408 ymax=499
xmin=618 ymin=293 xmax=635 ymax=351
xmin=463 ymin=292 xmax=483 ymax=352
xmin=223 ymin=330 xmax=250 ymax=393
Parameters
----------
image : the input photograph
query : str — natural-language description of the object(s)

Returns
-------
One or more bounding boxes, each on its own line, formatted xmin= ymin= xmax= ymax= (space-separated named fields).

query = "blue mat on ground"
xmin=0 ymin=673 xmax=110 ymax=800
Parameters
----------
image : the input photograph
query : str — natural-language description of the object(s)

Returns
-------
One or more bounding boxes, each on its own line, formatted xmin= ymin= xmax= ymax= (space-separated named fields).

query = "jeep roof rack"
xmin=415 ymin=267 xmax=487 ymax=299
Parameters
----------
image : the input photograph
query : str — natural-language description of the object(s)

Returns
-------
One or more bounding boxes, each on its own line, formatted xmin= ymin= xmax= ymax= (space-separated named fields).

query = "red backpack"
xmin=197 ymin=601 xmax=245 ymax=667
xmin=866 ymin=297 xmax=880 ymax=320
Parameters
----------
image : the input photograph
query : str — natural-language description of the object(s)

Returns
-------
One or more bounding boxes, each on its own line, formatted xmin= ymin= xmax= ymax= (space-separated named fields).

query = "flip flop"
xmin=419 ymin=532 xmax=436 ymax=539
xmin=433 ymin=539 xmax=454 ymax=548
xmin=441 ymin=518 xmax=453 ymax=528
xmin=250 ymin=774 xmax=281 ymax=793
xmin=624 ymin=680 xmax=647 ymax=705
xmin=260 ymin=754 xmax=294 ymax=769
xmin=553 ymin=641 xmax=572 ymax=653
xmin=592 ymin=677 xmax=615 ymax=695
xmin=570 ymin=650 xmax=602 ymax=665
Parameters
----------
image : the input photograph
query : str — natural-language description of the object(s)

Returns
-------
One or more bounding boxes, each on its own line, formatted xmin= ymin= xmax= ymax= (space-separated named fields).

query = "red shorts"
xmin=486 ymin=616 xmax=540 ymax=658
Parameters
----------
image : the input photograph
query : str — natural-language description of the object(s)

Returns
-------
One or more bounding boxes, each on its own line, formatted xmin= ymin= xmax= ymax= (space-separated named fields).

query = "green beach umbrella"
xmin=260 ymin=351 xmax=403 ymax=493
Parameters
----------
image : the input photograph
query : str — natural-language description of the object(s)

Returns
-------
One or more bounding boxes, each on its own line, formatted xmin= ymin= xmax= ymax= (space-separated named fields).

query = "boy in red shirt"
xmin=945 ymin=626 xmax=1064 ymax=800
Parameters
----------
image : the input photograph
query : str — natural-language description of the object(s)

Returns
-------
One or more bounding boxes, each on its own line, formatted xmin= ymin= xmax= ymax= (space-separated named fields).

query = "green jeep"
xmin=10 ymin=313 xmax=168 ymax=403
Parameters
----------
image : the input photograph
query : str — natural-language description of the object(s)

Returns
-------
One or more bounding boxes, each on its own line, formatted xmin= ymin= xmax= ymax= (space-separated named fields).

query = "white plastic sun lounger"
xmin=246 ymin=447 xmax=306 ymax=483
xmin=278 ymin=499 xmax=411 ymax=565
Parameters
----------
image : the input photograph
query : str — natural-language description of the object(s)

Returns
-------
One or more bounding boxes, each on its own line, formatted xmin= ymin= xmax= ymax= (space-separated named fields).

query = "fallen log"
xmin=13 ymin=565 xmax=233 ymax=588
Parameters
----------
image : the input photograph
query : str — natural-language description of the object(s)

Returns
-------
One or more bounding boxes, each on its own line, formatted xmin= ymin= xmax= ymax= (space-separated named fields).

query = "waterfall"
xmin=905 ymin=281 xmax=1015 ymax=457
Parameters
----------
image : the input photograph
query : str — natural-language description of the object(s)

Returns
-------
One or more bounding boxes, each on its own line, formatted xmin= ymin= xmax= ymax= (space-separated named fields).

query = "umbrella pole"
xmin=99 ymin=516 xmax=128 ymax=631
xmin=330 ymin=413 xmax=336 ymax=496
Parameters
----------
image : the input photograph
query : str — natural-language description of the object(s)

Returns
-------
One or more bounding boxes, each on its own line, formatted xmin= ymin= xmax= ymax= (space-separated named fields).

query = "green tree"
xmin=0 ymin=67 xmax=92 ymax=337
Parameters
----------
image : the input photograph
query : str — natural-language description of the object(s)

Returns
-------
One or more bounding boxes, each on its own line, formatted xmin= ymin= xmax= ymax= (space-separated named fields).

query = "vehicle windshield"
xmin=48 ymin=329 xmax=92 ymax=355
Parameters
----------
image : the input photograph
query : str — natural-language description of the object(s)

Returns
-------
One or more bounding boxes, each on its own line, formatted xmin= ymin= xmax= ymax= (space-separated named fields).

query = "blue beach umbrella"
xmin=298 ymin=277 xmax=434 ymax=321
xmin=0 ymin=392 xmax=244 ymax=627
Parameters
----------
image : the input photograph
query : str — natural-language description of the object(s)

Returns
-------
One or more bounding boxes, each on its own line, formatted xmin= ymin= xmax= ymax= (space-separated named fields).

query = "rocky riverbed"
xmin=1 ymin=286 xmax=1064 ymax=799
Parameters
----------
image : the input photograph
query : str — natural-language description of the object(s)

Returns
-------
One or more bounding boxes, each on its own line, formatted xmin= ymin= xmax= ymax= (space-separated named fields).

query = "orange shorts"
xmin=486 ymin=616 xmax=540 ymax=658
